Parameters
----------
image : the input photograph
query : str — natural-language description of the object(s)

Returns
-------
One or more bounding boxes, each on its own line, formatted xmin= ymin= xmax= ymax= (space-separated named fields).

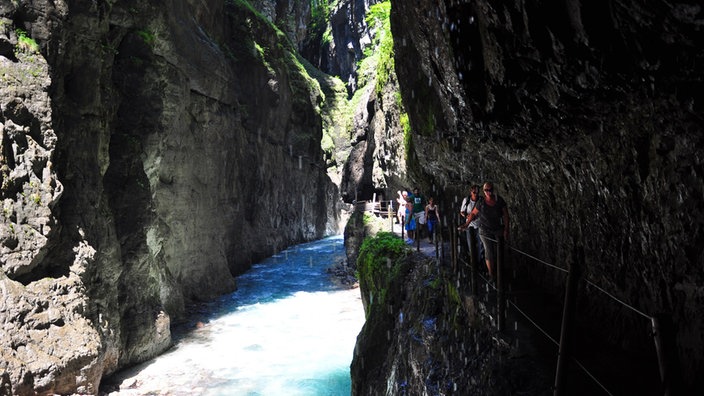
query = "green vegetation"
xmin=222 ymin=0 xmax=405 ymax=175
xmin=310 ymin=0 xmax=331 ymax=42
xmin=228 ymin=0 xmax=331 ymax=153
xmin=321 ymin=29 xmax=333 ymax=47
xmin=356 ymin=1 xmax=392 ymax=91
xmin=361 ymin=212 xmax=375 ymax=226
xmin=446 ymin=281 xmax=462 ymax=306
xmin=228 ymin=0 xmax=284 ymax=35
xmin=444 ymin=279 xmax=466 ymax=332
xmin=429 ymin=276 xmax=442 ymax=289
xmin=358 ymin=0 xmax=411 ymax=155
xmin=319 ymin=75 xmax=348 ymax=157
xmin=15 ymin=29 xmax=39 ymax=54
xmin=357 ymin=232 xmax=410 ymax=315
xmin=253 ymin=41 xmax=275 ymax=75
xmin=137 ymin=29 xmax=156 ymax=45
xmin=365 ymin=1 xmax=393 ymax=96
xmin=365 ymin=0 xmax=390 ymax=27
xmin=101 ymin=43 xmax=119 ymax=55
xmin=401 ymin=112 xmax=412 ymax=160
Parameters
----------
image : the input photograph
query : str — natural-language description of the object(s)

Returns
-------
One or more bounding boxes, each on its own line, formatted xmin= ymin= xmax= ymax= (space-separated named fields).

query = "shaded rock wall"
xmin=248 ymin=1 xmax=408 ymax=205
xmin=327 ymin=0 xmax=374 ymax=93
xmin=339 ymin=77 xmax=409 ymax=203
xmin=384 ymin=0 xmax=702 ymax=392
xmin=1 ymin=0 xmax=339 ymax=393
xmin=278 ymin=0 xmax=380 ymax=95
xmin=249 ymin=0 xmax=312 ymax=51
xmin=348 ymin=225 xmax=552 ymax=396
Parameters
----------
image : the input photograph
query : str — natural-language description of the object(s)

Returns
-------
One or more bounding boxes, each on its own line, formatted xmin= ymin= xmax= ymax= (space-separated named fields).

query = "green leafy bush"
xmin=357 ymin=232 xmax=409 ymax=311
xmin=15 ymin=29 xmax=39 ymax=54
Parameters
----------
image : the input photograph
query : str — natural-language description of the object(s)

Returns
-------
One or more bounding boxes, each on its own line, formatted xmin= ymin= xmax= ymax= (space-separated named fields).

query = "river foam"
xmin=105 ymin=236 xmax=364 ymax=395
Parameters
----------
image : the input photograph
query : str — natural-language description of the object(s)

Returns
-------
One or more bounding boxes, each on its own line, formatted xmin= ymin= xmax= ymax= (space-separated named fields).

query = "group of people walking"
xmin=396 ymin=187 xmax=441 ymax=244
xmin=395 ymin=182 xmax=510 ymax=279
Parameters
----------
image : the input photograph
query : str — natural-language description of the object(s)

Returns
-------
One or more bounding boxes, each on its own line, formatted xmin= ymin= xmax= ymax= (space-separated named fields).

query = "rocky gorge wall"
xmin=329 ymin=0 xmax=411 ymax=203
xmin=244 ymin=0 xmax=410 ymax=205
xmin=383 ymin=0 xmax=703 ymax=392
xmin=0 ymin=0 xmax=340 ymax=393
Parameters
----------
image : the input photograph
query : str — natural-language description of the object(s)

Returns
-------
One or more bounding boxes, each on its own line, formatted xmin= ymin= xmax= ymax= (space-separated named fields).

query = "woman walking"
xmin=425 ymin=197 xmax=441 ymax=243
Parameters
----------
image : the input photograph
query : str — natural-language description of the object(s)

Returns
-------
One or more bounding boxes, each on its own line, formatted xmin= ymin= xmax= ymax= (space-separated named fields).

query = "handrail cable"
xmin=478 ymin=234 xmax=650 ymax=319
xmin=488 ymin=248 xmax=617 ymax=395
xmin=462 ymin=244 xmax=619 ymax=395
xmin=451 ymin=227 xmax=646 ymax=396
xmin=479 ymin=235 xmax=569 ymax=274
xmin=508 ymin=245 xmax=569 ymax=273
xmin=572 ymin=357 xmax=615 ymax=396
xmin=585 ymin=279 xmax=651 ymax=320
xmin=507 ymin=299 xmax=559 ymax=347
xmin=458 ymin=256 xmax=497 ymax=292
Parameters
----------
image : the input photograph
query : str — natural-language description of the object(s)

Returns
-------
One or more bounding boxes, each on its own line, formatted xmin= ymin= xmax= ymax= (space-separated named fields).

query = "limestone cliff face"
xmin=249 ymin=0 xmax=312 ymax=51
xmin=383 ymin=0 xmax=703 ymax=392
xmin=326 ymin=0 xmax=374 ymax=93
xmin=318 ymin=0 xmax=409 ymax=203
xmin=0 ymin=0 xmax=339 ymax=393
xmin=249 ymin=1 xmax=407 ymax=204
xmin=339 ymin=71 xmax=408 ymax=203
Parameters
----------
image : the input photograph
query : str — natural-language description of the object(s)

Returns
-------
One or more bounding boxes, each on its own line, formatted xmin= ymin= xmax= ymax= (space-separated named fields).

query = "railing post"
xmin=450 ymin=225 xmax=457 ymax=273
xmin=553 ymin=246 xmax=583 ymax=396
xmin=497 ymin=235 xmax=506 ymax=331
xmin=416 ymin=227 xmax=420 ymax=251
xmin=389 ymin=200 xmax=393 ymax=232
xmin=468 ymin=228 xmax=478 ymax=296
xmin=439 ymin=219 xmax=444 ymax=262
xmin=651 ymin=313 xmax=683 ymax=396
xmin=434 ymin=223 xmax=439 ymax=259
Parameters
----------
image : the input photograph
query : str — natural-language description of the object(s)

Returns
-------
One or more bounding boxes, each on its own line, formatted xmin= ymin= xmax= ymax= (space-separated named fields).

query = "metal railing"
xmin=357 ymin=196 xmax=683 ymax=394
xmin=444 ymin=223 xmax=683 ymax=396
xmin=368 ymin=205 xmax=683 ymax=396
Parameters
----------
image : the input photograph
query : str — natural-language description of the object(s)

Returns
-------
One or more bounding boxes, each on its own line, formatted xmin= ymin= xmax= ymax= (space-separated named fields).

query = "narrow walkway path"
xmin=384 ymin=219 xmax=558 ymax=393
xmin=380 ymin=217 xmax=657 ymax=395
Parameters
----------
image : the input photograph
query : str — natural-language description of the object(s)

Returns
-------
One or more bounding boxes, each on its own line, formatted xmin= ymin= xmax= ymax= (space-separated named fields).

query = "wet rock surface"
xmin=1 ymin=0 xmax=340 ymax=393
xmin=389 ymin=0 xmax=703 ymax=392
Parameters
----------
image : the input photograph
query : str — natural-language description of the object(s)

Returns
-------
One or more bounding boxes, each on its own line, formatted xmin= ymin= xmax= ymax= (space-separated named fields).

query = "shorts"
xmin=479 ymin=230 xmax=500 ymax=263
xmin=414 ymin=211 xmax=426 ymax=225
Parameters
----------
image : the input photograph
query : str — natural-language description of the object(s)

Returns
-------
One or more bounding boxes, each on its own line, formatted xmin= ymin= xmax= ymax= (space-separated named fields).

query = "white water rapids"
xmin=105 ymin=235 xmax=364 ymax=395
